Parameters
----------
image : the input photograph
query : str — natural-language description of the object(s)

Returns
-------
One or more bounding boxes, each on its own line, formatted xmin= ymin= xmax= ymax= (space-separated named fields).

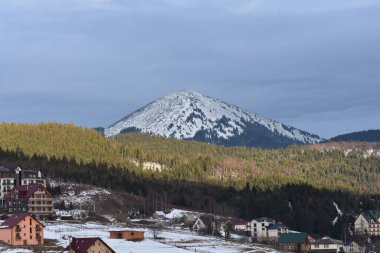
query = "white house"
xmin=310 ymin=236 xmax=344 ymax=253
xmin=251 ymin=217 xmax=275 ymax=241
xmin=354 ymin=210 xmax=380 ymax=236
xmin=267 ymin=223 xmax=288 ymax=241
xmin=343 ymin=241 xmax=365 ymax=253
xmin=192 ymin=215 xmax=214 ymax=232
xmin=231 ymin=218 xmax=250 ymax=232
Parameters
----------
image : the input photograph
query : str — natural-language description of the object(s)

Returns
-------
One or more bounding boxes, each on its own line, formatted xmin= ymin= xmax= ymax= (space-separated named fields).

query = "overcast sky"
xmin=1 ymin=0 xmax=380 ymax=138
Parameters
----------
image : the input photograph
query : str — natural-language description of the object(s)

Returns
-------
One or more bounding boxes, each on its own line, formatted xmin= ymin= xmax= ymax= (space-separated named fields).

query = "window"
xmin=315 ymin=244 xmax=319 ymax=248
xmin=29 ymin=218 xmax=32 ymax=226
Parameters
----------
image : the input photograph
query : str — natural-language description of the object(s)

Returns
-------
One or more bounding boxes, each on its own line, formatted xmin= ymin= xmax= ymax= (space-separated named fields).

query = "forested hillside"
xmin=330 ymin=130 xmax=380 ymax=142
xmin=116 ymin=133 xmax=380 ymax=194
xmin=0 ymin=123 xmax=136 ymax=170
xmin=0 ymin=123 xmax=379 ymax=237
xmin=1 ymin=123 xmax=380 ymax=194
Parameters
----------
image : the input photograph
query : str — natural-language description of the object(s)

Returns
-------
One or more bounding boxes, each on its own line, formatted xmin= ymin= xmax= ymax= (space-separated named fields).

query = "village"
xmin=0 ymin=165 xmax=379 ymax=253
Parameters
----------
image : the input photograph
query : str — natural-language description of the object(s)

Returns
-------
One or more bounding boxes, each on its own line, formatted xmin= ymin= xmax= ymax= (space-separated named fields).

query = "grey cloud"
xmin=1 ymin=0 xmax=380 ymax=138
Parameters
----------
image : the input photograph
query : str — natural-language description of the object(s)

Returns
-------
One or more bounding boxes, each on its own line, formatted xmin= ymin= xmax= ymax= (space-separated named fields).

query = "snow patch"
xmin=333 ymin=202 xmax=343 ymax=216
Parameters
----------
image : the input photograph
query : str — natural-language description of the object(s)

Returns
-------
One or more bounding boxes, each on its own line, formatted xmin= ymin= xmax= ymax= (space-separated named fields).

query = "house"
xmin=4 ymin=184 xmax=54 ymax=216
xmin=231 ymin=218 xmax=251 ymax=232
xmin=354 ymin=210 xmax=380 ymax=236
xmin=267 ymin=223 xmax=288 ymax=241
xmin=192 ymin=215 xmax=216 ymax=234
xmin=0 ymin=213 xmax=44 ymax=246
xmin=109 ymin=230 xmax=144 ymax=241
xmin=0 ymin=165 xmax=46 ymax=201
xmin=310 ymin=236 xmax=344 ymax=253
xmin=152 ymin=210 xmax=165 ymax=219
xmin=251 ymin=217 xmax=275 ymax=241
xmin=278 ymin=232 xmax=312 ymax=253
xmin=63 ymin=237 xmax=115 ymax=253
xmin=343 ymin=241 xmax=365 ymax=253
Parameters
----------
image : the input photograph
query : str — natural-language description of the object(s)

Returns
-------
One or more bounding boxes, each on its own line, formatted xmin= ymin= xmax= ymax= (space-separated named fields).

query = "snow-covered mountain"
xmin=104 ymin=91 xmax=323 ymax=148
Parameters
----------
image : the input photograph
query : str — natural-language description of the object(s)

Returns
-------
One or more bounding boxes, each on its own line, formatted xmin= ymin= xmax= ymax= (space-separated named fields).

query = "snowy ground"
xmin=41 ymin=221 xmax=277 ymax=253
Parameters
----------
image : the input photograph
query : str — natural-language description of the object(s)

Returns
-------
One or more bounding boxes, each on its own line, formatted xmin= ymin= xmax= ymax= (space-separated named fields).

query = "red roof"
xmin=0 ymin=213 xmax=44 ymax=228
xmin=231 ymin=218 xmax=249 ymax=226
xmin=4 ymin=184 xmax=51 ymax=200
xmin=66 ymin=237 xmax=115 ymax=253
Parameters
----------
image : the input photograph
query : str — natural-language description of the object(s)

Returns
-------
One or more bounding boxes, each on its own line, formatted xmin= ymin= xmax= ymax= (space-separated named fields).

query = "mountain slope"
xmin=104 ymin=91 xmax=322 ymax=148
xmin=330 ymin=130 xmax=380 ymax=142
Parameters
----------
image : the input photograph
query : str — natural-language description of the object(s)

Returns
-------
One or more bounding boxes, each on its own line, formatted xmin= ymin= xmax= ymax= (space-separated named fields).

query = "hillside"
xmin=0 ymin=123 xmax=379 ymax=236
xmin=329 ymin=130 xmax=380 ymax=142
xmin=116 ymin=132 xmax=380 ymax=194
xmin=0 ymin=123 xmax=135 ymax=169
xmin=104 ymin=91 xmax=322 ymax=148
xmin=0 ymin=123 xmax=379 ymax=194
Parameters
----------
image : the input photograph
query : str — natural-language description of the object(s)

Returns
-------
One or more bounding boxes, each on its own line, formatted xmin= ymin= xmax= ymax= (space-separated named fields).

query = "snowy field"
xmin=0 ymin=221 xmax=278 ymax=253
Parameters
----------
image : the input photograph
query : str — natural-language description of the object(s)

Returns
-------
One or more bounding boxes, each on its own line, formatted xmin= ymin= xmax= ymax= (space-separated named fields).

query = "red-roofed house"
xmin=231 ymin=218 xmax=251 ymax=231
xmin=0 ymin=213 xmax=44 ymax=245
xmin=63 ymin=237 xmax=116 ymax=253
xmin=4 ymin=184 xmax=54 ymax=216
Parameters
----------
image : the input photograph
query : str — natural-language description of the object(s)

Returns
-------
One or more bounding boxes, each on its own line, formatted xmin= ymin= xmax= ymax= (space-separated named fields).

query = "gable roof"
xmin=0 ymin=213 xmax=44 ymax=228
xmin=198 ymin=215 xmax=214 ymax=227
xmin=278 ymin=232 xmax=308 ymax=244
xmin=4 ymin=184 xmax=51 ymax=199
xmin=66 ymin=237 xmax=115 ymax=253
xmin=253 ymin=217 xmax=274 ymax=223
xmin=231 ymin=218 xmax=249 ymax=226
xmin=313 ymin=236 xmax=343 ymax=245
xmin=360 ymin=210 xmax=380 ymax=222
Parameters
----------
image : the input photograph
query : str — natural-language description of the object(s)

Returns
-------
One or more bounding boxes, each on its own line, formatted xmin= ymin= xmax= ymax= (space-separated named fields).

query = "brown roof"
xmin=0 ymin=213 xmax=44 ymax=228
xmin=4 ymin=184 xmax=51 ymax=199
xmin=198 ymin=215 xmax=214 ymax=227
xmin=65 ymin=237 xmax=115 ymax=253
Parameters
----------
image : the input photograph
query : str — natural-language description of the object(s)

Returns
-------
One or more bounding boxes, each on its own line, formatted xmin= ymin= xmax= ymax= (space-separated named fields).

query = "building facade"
xmin=109 ymin=230 xmax=145 ymax=240
xmin=251 ymin=217 xmax=275 ymax=241
xmin=0 ymin=213 xmax=44 ymax=246
xmin=0 ymin=165 xmax=45 ymax=202
xmin=278 ymin=232 xmax=312 ymax=253
xmin=64 ymin=237 xmax=115 ymax=253
xmin=354 ymin=210 xmax=380 ymax=236
xmin=344 ymin=241 xmax=365 ymax=253
xmin=310 ymin=236 xmax=344 ymax=253
xmin=4 ymin=184 xmax=54 ymax=216
xmin=268 ymin=223 xmax=289 ymax=241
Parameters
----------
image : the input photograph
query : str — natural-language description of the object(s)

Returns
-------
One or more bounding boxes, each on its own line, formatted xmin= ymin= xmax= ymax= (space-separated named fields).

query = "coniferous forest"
xmin=0 ymin=123 xmax=379 ymax=238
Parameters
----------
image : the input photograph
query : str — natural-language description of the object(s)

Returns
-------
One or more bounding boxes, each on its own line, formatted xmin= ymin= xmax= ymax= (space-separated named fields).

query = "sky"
xmin=1 ymin=0 xmax=380 ymax=138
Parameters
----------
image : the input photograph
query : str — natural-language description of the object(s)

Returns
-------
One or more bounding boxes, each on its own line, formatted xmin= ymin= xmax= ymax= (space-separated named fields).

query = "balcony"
xmin=29 ymin=197 xmax=53 ymax=202
xmin=28 ymin=203 xmax=53 ymax=208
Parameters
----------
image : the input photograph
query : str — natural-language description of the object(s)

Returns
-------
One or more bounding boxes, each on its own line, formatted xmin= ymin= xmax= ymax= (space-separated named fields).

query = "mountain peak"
xmin=104 ymin=91 xmax=322 ymax=148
